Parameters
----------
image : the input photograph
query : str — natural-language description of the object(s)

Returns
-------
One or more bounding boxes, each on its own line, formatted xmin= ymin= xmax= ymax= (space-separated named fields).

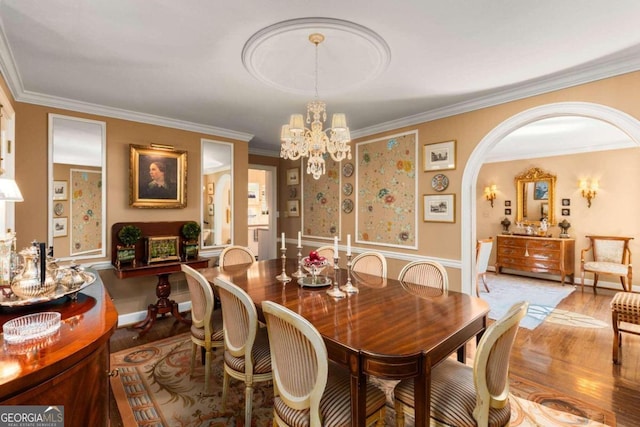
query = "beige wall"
xmin=477 ymin=148 xmax=640 ymax=285
xmin=14 ymin=102 xmax=249 ymax=253
xmin=279 ymin=71 xmax=640 ymax=289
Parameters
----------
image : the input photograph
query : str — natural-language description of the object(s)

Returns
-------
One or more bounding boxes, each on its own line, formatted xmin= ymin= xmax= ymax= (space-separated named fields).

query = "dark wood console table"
xmin=111 ymin=221 xmax=210 ymax=336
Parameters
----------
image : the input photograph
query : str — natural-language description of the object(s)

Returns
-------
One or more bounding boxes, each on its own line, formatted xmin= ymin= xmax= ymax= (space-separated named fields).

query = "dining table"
xmin=199 ymin=258 xmax=489 ymax=427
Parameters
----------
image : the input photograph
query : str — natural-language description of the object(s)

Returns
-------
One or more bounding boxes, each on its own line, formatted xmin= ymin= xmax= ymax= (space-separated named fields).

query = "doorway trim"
xmin=461 ymin=102 xmax=640 ymax=295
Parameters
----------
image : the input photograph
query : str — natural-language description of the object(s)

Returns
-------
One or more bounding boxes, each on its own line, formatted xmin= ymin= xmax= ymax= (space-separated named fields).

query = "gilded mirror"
xmin=201 ymin=139 xmax=233 ymax=248
xmin=48 ymin=114 xmax=106 ymax=260
xmin=515 ymin=167 xmax=556 ymax=225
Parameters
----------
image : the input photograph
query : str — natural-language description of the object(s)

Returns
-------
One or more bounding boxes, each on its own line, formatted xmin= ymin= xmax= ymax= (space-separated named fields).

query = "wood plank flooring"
xmin=109 ymin=277 xmax=640 ymax=426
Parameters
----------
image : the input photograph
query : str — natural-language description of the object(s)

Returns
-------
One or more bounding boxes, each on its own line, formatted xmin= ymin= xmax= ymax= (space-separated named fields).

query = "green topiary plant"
xmin=118 ymin=225 xmax=142 ymax=247
xmin=181 ymin=221 xmax=201 ymax=242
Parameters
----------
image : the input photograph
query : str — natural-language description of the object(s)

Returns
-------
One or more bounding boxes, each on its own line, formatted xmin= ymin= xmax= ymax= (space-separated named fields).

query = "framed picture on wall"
xmin=423 ymin=140 xmax=456 ymax=171
xmin=53 ymin=180 xmax=68 ymax=201
xmin=287 ymin=200 xmax=300 ymax=217
xmin=286 ymin=168 xmax=300 ymax=185
xmin=423 ymin=194 xmax=455 ymax=223
xmin=129 ymin=144 xmax=187 ymax=208
xmin=53 ymin=217 xmax=68 ymax=237
xmin=207 ymin=182 xmax=214 ymax=195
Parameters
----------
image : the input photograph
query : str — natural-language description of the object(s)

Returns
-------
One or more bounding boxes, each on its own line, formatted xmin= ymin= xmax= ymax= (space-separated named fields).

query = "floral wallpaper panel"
xmin=71 ymin=169 xmax=102 ymax=255
xmin=302 ymin=156 xmax=341 ymax=239
xmin=356 ymin=131 xmax=417 ymax=249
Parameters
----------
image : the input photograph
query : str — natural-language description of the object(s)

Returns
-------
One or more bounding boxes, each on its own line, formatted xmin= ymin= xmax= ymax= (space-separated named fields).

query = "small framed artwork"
xmin=541 ymin=202 xmax=549 ymax=218
xmin=423 ymin=194 xmax=455 ymax=223
xmin=286 ymin=168 xmax=300 ymax=185
xmin=287 ymin=200 xmax=300 ymax=217
xmin=534 ymin=181 xmax=549 ymax=200
xmin=53 ymin=217 xmax=68 ymax=237
xmin=207 ymin=182 xmax=214 ymax=195
xmin=504 ymin=200 xmax=511 ymax=207
xmin=562 ymin=198 xmax=570 ymax=206
xmin=423 ymin=140 xmax=456 ymax=171
xmin=562 ymin=208 xmax=571 ymax=216
xmin=146 ymin=235 xmax=181 ymax=263
xmin=505 ymin=208 xmax=511 ymax=215
xmin=208 ymin=204 xmax=214 ymax=216
xmin=53 ymin=180 xmax=68 ymax=201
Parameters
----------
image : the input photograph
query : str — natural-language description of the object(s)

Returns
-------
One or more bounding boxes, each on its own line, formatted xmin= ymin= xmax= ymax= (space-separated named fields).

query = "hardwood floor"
xmin=108 ymin=279 xmax=640 ymax=426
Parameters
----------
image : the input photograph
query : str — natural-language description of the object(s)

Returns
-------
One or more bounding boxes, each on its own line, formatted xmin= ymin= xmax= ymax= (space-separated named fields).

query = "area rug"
xmin=110 ymin=332 xmax=615 ymax=427
xmin=479 ymin=273 xmax=576 ymax=329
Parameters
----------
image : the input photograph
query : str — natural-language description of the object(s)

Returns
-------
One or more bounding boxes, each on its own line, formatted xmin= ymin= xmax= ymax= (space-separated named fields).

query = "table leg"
xmin=132 ymin=273 xmax=191 ymax=337
xmin=350 ymin=369 xmax=367 ymax=427
xmin=414 ymin=363 xmax=430 ymax=427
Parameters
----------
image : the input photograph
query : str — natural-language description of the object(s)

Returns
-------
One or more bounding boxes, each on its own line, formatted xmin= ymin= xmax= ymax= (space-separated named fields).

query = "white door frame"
xmin=249 ymin=164 xmax=277 ymax=260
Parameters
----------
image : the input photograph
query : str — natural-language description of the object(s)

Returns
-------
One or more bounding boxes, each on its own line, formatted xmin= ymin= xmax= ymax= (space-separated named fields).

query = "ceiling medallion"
xmin=242 ymin=18 xmax=391 ymax=96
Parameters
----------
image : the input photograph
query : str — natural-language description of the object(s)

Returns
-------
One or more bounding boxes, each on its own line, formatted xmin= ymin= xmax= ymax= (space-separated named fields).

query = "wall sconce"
xmin=579 ymin=179 xmax=598 ymax=208
xmin=484 ymin=184 xmax=497 ymax=207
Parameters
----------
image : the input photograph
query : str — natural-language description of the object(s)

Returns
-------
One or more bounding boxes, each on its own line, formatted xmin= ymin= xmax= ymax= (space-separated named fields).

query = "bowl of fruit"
xmin=302 ymin=251 xmax=329 ymax=283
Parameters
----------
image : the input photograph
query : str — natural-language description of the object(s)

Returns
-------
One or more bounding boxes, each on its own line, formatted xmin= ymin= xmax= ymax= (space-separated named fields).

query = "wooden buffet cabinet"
xmin=495 ymin=234 xmax=575 ymax=285
xmin=0 ymin=274 xmax=118 ymax=427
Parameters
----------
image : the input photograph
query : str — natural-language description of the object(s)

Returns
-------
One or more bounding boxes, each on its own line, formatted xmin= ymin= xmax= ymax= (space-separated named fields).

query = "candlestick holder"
xmin=275 ymin=248 xmax=291 ymax=282
xmin=292 ymin=245 xmax=305 ymax=278
xmin=326 ymin=256 xmax=345 ymax=298
xmin=340 ymin=254 xmax=358 ymax=293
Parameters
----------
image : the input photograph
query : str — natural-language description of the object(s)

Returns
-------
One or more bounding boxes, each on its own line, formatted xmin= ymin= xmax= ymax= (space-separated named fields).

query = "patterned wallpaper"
xmin=356 ymin=131 xmax=418 ymax=249
xmin=302 ymin=156 xmax=341 ymax=239
xmin=71 ymin=169 xmax=102 ymax=255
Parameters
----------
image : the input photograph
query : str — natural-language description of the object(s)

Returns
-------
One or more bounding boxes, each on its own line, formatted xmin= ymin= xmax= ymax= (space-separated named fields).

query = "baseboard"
xmin=117 ymin=301 xmax=192 ymax=328
xmin=488 ymin=267 xmax=638 ymax=292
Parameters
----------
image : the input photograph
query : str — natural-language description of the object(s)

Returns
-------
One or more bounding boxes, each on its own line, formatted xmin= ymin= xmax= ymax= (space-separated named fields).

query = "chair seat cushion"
xmin=583 ymin=261 xmax=630 ymax=276
xmin=274 ymin=365 xmax=386 ymax=427
xmin=611 ymin=292 xmax=640 ymax=323
xmin=224 ymin=326 xmax=272 ymax=374
xmin=190 ymin=309 xmax=224 ymax=342
xmin=395 ymin=359 xmax=511 ymax=427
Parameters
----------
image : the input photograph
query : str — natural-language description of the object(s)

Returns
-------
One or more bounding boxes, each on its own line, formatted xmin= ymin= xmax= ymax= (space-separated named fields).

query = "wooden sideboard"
xmin=0 ymin=273 xmax=118 ymax=427
xmin=495 ymin=234 xmax=575 ymax=285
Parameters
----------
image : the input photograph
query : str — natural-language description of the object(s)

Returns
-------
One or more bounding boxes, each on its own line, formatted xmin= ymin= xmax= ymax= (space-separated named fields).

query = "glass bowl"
xmin=3 ymin=312 xmax=61 ymax=344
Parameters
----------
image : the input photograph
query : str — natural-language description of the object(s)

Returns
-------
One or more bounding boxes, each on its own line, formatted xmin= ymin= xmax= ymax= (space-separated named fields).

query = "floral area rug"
xmin=111 ymin=332 xmax=615 ymax=427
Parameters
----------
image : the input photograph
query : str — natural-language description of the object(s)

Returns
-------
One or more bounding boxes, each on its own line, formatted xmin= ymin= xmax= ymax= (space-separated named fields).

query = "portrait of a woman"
xmin=139 ymin=158 xmax=178 ymax=200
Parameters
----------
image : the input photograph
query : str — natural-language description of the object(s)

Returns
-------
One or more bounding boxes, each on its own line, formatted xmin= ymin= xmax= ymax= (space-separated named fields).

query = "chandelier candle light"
xmin=280 ymin=33 xmax=352 ymax=180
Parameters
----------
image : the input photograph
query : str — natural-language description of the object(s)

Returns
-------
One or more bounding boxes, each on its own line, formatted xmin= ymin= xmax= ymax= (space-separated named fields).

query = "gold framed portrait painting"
xmin=130 ymin=144 xmax=187 ymax=208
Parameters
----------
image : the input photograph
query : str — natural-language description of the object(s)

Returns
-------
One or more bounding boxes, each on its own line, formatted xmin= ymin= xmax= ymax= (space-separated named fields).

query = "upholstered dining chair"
xmin=218 ymin=245 xmax=256 ymax=268
xmin=351 ymin=251 xmax=387 ymax=278
xmin=580 ymin=235 xmax=633 ymax=293
xmin=213 ymin=276 xmax=272 ymax=426
xmin=262 ymin=300 xmax=386 ymax=427
xmin=394 ymin=300 xmax=528 ymax=427
xmin=397 ymin=260 xmax=448 ymax=293
xmin=181 ymin=264 xmax=224 ymax=394
xmin=476 ymin=237 xmax=494 ymax=295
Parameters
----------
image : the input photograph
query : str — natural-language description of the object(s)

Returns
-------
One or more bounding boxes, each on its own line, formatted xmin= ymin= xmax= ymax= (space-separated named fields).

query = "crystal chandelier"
xmin=280 ymin=33 xmax=352 ymax=180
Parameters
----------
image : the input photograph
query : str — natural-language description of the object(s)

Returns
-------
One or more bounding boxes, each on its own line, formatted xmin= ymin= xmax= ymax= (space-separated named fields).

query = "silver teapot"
xmin=11 ymin=247 xmax=56 ymax=299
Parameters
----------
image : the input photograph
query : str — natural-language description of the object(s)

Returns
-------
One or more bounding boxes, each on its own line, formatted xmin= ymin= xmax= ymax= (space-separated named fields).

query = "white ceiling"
xmin=2 ymin=1 xmax=640 ymax=156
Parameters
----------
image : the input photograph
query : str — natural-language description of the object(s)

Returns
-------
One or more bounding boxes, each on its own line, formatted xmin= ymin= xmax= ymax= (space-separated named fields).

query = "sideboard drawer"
xmin=495 ymin=235 xmax=575 ymax=284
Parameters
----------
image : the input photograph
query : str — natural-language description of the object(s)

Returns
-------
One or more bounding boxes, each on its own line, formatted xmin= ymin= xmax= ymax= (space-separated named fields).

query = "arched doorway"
xmin=460 ymin=102 xmax=640 ymax=295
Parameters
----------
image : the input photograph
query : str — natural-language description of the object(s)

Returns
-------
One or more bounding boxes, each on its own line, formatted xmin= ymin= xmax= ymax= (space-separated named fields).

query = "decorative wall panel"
xmin=356 ymin=131 xmax=418 ymax=249
xmin=71 ymin=169 xmax=102 ymax=255
xmin=302 ymin=157 xmax=341 ymax=239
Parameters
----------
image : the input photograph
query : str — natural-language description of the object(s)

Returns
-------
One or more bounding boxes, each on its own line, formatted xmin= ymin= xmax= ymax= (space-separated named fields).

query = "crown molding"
xmin=249 ymin=146 xmax=280 ymax=157
xmin=352 ymin=52 xmax=640 ymax=140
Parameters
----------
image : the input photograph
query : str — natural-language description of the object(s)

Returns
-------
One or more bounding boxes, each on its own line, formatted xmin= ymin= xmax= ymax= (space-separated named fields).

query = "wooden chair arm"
xmin=580 ymin=245 xmax=593 ymax=264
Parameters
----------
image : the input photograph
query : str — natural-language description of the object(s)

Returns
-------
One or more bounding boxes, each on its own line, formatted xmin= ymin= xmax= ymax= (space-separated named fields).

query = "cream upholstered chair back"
xmin=316 ymin=245 xmax=335 ymax=261
xmin=398 ymin=260 xmax=448 ymax=291
xmin=351 ymin=251 xmax=387 ymax=278
xmin=219 ymin=245 xmax=256 ymax=268
xmin=262 ymin=301 xmax=328 ymax=426
xmin=476 ymin=237 xmax=494 ymax=295
xmin=213 ymin=276 xmax=272 ymax=425
xmin=581 ymin=235 xmax=633 ymax=292
xmin=473 ymin=301 xmax=528 ymax=425
xmin=181 ymin=264 xmax=223 ymax=393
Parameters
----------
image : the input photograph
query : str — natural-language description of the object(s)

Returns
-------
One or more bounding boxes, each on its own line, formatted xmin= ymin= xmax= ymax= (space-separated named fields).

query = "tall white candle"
xmin=347 ymin=234 xmax=352 ymax=255
xmin=281 ymin=232 xmax=285 ymax=249
xmin=334 ymin=236 xmax=338 ymax=255
xmin=298 ymin=231 xmax=302 ymax=247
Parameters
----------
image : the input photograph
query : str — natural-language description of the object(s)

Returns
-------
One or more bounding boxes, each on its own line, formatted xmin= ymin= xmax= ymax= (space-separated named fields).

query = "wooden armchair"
xmin=580 ymin=236 xmax=633 ymax=293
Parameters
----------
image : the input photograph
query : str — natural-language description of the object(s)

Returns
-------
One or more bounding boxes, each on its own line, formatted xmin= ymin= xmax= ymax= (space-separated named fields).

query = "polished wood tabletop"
xmin=200 ymin=259 xmax=489 ymax=427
